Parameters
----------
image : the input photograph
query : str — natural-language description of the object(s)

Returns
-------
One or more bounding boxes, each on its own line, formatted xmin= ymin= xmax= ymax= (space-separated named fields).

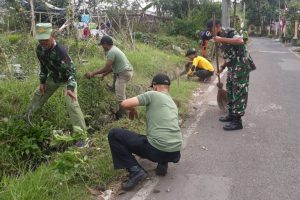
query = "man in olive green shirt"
xmin=85 ymin=36 xmax=133 ymax=119
xmin=108 ymin=74 xmax=182 ymax=191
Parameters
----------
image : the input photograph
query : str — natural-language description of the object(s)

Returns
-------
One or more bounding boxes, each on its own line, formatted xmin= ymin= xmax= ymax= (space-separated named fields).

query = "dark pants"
xmin=108 ymin=128 xmax=181 ymax=169
xmin=195 ymin=69 xmax=213 ymax=80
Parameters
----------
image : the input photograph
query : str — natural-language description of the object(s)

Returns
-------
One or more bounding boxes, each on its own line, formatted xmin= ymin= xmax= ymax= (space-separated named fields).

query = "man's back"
xmin=193 ymin=56 xmax=214 ymax=72
xmin=137 ymin=91 xmax=182 ymax=152
xmin=107 ymin=46 xmax=133 ymax=74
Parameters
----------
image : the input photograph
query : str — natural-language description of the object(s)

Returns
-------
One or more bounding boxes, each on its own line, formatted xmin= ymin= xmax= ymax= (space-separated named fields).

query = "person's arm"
xmin=37 ymin=46 xmax=48 ymax=94
xmin=216 ymin=61 xmax=230 ymax=76
xmin=180 ymin=62 xmax=191 ymax=76
xmin=85 ymin=60 xmax=113 ymax=79
xmin=214 ymin=36 xmax=244 ymax=45
xmin=121 ymin=97 xmax=140 ymax=119
xmin=57 ymin=46 xmax=77 ymax=91
xmin=187 ymin=58 xmax=198 ymax=76
xmin=121 ymin=97 xmax=139 ymax=111
xmin=121 ymin=92 xmax=152 ymax=119
xmin=56 ymin=45 xmax=78 ymax=102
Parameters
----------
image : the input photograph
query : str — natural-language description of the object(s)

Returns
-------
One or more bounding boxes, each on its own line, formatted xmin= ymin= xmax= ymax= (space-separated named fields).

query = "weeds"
xmin=0 ymin=33 xmax=199 ymax=199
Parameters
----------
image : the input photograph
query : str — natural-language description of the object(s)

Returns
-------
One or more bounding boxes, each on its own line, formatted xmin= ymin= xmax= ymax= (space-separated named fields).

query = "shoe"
xmin=223 ymin=115 xmax=243 ymax=131
xmin=75 ymin=139 xmax=89 ymax=148
xmin=219 ymin=114 xmax=234 ymax=122
xmin=155 ymin=162 xmax=168 ymax=176
xmin=203 ymin=77 xmax=211 ymax=83
xmin=122 ymin=166 xmax=148 ymax=191
xmin=116 ymin=108 xmax=127 ymax=120
xmin=23 ymin=111 xmax=33 ymax=126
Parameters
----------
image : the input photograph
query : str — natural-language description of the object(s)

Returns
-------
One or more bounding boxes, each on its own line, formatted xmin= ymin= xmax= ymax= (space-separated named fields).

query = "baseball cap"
xmin=36 ymin=23 xmax=52 ymax=40
xmin=150 ymin=73 xmax=171 ymax=87
xmin=99 ymin=36 xmax=113 ymax=45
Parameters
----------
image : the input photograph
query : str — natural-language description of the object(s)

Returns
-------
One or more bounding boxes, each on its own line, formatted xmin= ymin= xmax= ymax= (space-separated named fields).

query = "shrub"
xmin=0 ymin=120 xmax=52 ymax=177
xmin=7 ymin=34 xmax=23 ymax=45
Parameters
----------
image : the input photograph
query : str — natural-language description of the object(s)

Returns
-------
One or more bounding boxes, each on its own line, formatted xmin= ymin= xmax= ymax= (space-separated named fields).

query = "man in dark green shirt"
xmin=108 ymin=74 xmax=182 ymax=191
xmin=24 ymin=23 xmax=86 ymax=132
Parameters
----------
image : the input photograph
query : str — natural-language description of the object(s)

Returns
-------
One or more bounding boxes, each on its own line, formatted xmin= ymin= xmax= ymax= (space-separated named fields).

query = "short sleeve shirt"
xmin=137 ymin=91 xmax=182 ymax=152
xmin=106 ymin=46 xmax=133 ymax=74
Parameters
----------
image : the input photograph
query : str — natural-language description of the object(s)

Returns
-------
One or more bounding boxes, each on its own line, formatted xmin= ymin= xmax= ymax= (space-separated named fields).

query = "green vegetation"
xmin=0 ymin=1 xmax=218 ymax=198
xmin=0 ymin=33 xmax=198 ymax=199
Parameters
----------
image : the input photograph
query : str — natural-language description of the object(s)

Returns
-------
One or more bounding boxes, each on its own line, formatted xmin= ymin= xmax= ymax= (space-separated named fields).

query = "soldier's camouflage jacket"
xmin=36 ymin=43 xmax=77 ymax=91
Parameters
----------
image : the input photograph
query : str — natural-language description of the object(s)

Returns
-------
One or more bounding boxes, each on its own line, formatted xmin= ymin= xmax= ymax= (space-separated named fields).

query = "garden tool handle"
xmin=215 ymin=43 xmax=221 ymax=84
xmin=212 ymin=14 xmax=221 ymax=84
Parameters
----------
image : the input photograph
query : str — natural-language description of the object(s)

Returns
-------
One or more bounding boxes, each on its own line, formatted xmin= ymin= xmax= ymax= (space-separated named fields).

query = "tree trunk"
xmin=29 ymin=0 xmax=35 ymax=37
xmin=187 ymin=0 xmax=191 ymax=19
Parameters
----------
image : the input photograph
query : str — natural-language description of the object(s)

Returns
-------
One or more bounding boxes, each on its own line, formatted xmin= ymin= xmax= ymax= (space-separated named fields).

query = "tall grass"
xmin=0 ymin=34 xmax=199 ymax=199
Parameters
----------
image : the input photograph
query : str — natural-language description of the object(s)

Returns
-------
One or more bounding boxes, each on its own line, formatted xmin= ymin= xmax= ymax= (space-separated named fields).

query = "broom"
xmin=213 ymin=15 xmax=228 ymax=111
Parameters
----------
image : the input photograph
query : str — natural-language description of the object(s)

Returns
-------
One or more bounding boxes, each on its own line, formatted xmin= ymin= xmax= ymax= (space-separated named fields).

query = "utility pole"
xmin=222 ymin=0 xmax=230 ymax=28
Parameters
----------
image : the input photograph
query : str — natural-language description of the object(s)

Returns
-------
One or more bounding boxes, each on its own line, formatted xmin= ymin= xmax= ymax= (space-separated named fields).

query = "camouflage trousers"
xmin=226 ymin=60 xmax=250 ymax=116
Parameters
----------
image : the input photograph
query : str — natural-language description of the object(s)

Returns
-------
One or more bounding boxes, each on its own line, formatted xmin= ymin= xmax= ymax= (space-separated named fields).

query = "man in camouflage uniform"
xmin=207 ymin=19 xmax=254 ymax=131
xmin=24 ymin=23 xmax=86 ymax=132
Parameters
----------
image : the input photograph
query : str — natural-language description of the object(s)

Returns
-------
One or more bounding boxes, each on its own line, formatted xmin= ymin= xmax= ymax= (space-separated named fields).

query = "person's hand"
xmin=128 ymin=108 xmax=138 ymax=120
xmin=98 ymin=73 xmax=105 ymax=80
xmin=213 ymin=36 xmax=222 ymax=43
xmin=85 ymin=72 xmax=94 ymax=79
xmin=216 ymin=67 xmax=224 ymax=76
xmin=65 ymin=89 xmax=77 ymax=102
xmin=39 ymin=84 xmax=46 ymax=94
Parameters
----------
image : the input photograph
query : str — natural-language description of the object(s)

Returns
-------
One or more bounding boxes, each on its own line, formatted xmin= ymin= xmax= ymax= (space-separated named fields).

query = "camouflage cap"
xmin=36 ymin=23 xmax=53 ymax=40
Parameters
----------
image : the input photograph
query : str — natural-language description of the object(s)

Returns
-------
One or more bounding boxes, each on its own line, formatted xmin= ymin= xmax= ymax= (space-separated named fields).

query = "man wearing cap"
xmin=24 ymin=23 xmax=86 ymax=132
xmin=184 ymin=48 xmax=214 ymax=82
xmin=108 ymin=73 xmax=182 ymax=191
xmin=85 ymin=36 xmax=133 ymax=119
xmin=208 ymin=19 xmax=253 ymax=131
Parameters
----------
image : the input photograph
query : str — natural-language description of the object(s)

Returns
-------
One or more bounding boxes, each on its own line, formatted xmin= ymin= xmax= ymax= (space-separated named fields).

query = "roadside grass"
xmin=0 ymin=35 xmax=199 ymax=199
xmin=0 ymin=79 xmax=197 ymax=199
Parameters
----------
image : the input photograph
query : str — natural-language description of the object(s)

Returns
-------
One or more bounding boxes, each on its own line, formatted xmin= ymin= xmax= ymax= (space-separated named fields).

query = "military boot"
xmin=155 ymin=162 xmax=168 ymax=176
xmin=116 ymin=107 xmax=127 ymax=120
xmin=219 ymin=112 xmax=234 ymax=122
xmin=223 ymin=115 xmax=243 ymax=131
xmin=122 ymin=166 xmax=148 ymax=191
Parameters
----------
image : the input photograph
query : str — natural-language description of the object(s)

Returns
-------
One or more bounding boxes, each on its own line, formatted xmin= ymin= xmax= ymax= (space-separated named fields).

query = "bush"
xmin=0 ymin=120 xmax=52 ymax=178
xmin=7 ymin=34 xmax=23 ymax=45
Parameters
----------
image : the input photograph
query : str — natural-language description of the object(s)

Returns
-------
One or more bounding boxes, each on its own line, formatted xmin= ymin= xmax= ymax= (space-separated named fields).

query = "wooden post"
xmin=7 ymin=16 xmax=9 ymax=33
xmin=294 ymin=20 xmax=299 ymax=39
xmin=29 ymin=0 xmax=35 ymax=37
xmin=292 ymin=20 xmax=299 ymax=46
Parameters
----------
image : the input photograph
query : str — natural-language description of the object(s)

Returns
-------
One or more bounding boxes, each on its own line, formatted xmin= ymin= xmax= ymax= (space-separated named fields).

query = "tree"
xmin=145 ymin=0 xmax=200 ymax=19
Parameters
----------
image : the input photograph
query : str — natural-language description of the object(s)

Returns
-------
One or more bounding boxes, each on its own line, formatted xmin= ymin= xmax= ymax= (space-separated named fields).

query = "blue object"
xmin=81 ymin=14 xmax=90 ymax=23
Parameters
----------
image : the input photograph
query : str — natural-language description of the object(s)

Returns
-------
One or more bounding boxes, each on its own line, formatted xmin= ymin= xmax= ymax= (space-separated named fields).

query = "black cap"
xmin=206 ymin=19 xmax=221 ymax=30
xmin=99 ymin=36 xmax=113 ymax=45
xmin=150 ymin=73 xmax=171 ymax=87
xmin=185 ymin=48 xmax=196 ymax=57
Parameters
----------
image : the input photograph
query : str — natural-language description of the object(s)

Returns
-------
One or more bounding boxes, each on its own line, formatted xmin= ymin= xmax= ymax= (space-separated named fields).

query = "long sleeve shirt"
xmin=36 ymin=43 xmax=77 ymax=91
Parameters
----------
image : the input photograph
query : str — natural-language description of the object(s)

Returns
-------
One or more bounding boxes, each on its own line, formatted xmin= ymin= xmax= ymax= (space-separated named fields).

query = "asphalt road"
xmin=116 ymin=38 xmax=300 ymax=200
